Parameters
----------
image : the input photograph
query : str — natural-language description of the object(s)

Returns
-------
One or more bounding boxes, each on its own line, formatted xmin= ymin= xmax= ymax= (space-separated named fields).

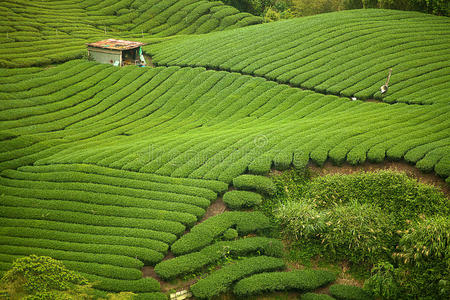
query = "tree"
xmin=0 ymin=255 xmax=135 ymax=300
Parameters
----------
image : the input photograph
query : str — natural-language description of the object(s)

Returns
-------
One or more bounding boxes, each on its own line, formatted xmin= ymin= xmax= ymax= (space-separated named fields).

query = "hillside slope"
xmin=0 ymin=0 xmax=261 ymax=67
xmin=147 ymin=9 xmax=450 ymax=105
xmin=0 ymin=4 xmax=449 ymax=297
xmin=1 ymin=61 xmax=448 ymax=180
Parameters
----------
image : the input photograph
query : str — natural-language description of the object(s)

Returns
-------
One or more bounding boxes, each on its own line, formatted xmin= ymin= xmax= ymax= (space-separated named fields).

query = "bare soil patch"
xmin=200 ymin=196 xmax=227 ymax=222
xmin=142 ymin=194 xmax=229 ymax=293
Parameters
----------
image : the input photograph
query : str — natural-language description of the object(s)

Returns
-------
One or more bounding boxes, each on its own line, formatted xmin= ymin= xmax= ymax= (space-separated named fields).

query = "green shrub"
xmin=170 ymin=211 xmax=272 ymax=255
xmin=274 ymin=200 xmax=325 ymax=240
xmin=0 ymin=217 xmax=177 ymax=244
xmin=364 ymin=262 xmax=400 ymax=300
xmin=306 ymin=171 xmax=449 ymax=227
xmin=0 ymin=255 xmax=88 ymax=295
xmin=223 ymin=190 xmax=262 ymax=209
xmin=0 ymin=244 xmax=143 ymax=270
xmin=81 ymin=273 xmax=160 ymax=293
xmin=320 ymin=203 xmax=394 ymax=264
xmin=395 ymin=215 xmax=449 ymax=266
xmin=392 ymin=216 xmax=450 ymax=298
xmin=275 ymin=200 xmax=394 ymax=264
xmin=190 ymin=256 xmax=285 ymax=299
xmin=233 ymin=174 xmax=276 ymax=196
xmin=0 ymin=225 xmax=169 ymax=254
xmin=301 ymin=293 xmax=335 ymax=300
xmin=155 ymin=237 xmax=283 ymax=280
xmin=233 ymin=269 xmax=337 ymax=296
xmin=329 ymin=284 xmax=373 ymax=300
xmin=134 ymin=292 xmax=167 ymax=300
xmin=222 ymin=228 xmax=238 ymax=240
xmin=0 ymin=235 xmax=164 ymax=266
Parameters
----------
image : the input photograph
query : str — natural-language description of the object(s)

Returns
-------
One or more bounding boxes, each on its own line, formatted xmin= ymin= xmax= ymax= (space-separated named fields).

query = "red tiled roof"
xmin=86 ymin=39 xmax=146 ymax=50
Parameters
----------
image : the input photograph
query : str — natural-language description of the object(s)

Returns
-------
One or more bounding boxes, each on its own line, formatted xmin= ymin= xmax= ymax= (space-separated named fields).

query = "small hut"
xmin=86 ymin=39 xmax=147 ymax=67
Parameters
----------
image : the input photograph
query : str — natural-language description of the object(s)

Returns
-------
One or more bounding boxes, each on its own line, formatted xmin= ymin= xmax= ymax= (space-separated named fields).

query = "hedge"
xmin=223 ymin=190 xmax=262 ymax=210
xmin=233 ymin=269 xmax=337 ymax=296
xmin=0 ymin=244 xmax=143 ymax=269
xmin=81 ymin=273 xmax=160 ymax=293
xmin=0 ymin=205 xmax=186 ymax=236
xmin=0 ymin=217 xmax=177 ymax=244
xmin=0 ymin=226 xmax=168 ymax=254
xmin=155 ymin=237 xmax=283 ymax=280
xmin=0 ymin=192 xmax=198 ymax=228
xmin=301 ymin=293 xmax=336 ymax=300
xmin=329 ymin=284 xmax=374 ymax=300
xmin=222 ymin=228 xmax=238 ymax=240
xmin=190 ymin=256 xmax=285 ymax=299
xmin=232 ymin=175 xmax=276 ymax=196
xmin=2 ymin=167 xmax=217 ymax=205
xmin=170 ymin=211 xmax=272 ymax=255
xmin=134 ymin=293 xmax=168 ymax=300
xmin=0 ymin=235 xmax=164 ymax=265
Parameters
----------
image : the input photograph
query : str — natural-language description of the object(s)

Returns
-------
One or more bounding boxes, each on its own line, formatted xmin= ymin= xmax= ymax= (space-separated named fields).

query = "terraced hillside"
xmin=0 ymin=0 xmax=261 ymax=67
xmin=0 ymin=1 xmax=449 ymax=298
xmin=147 ymin=9 xmax=450 ymax=104
xmin=1 ymin=61 xmax=449 ymax=179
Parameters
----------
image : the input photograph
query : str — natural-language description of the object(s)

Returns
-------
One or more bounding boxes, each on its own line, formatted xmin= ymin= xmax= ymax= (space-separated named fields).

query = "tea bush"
xmin=155 ymin=237 xmax=283 ymax=280
xmin=190 ymin=256 xmax=285 ymax=299
xmin=233 ymin=175 xmax=276 ymax=196
xmin=233 ymin=269 xmax=337 ymax=296
xmin=170 ymin=211 xmax=272 ymax=255
xmin=329 ymin=284 xmax=373 ymax=300
xmin=134 ymin=292 xmax=168 ymax=300
xmin=222 ymin=228 xmax=238 ymax=240
xmin=301 ymin=293 xmax=336 ymax=300
xmin=81 ymin=273 xmax=160 ymax=293
xmin=223 ymin=190 xmax=262 ymax=209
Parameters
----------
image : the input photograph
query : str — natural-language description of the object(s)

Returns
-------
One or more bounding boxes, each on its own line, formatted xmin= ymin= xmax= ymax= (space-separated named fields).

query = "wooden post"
xmin=385 ymin=68 xmax=392 ymax=86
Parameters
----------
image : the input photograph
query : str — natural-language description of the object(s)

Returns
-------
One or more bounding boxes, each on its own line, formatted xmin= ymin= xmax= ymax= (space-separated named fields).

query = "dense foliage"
xmin=155 ymin=237 xmax=283 ymax=280
xmin=232 ymin=174 xmax=277 ymax=196
xmin=170 ymin=211 xmax=272 ymax=255
xmin=329 ymin=284 xmax=373 ymax=300
xmin=0 ymin=1 xmax=448 ymax=298
xmin=271 ymin=170 xmax=449 ymax=299
xmin=306 ymin=171 xmax=449 ymax=226
xmin=222 ymin=0 xmax=449 ymax=17
xmin=301 ymin=293 xmax=336 ymax=300
xmin=1 ymin=255 xmax=89 ymax=297
xmin=223 ymin=190 xmax=262 ymax=209
xmin=233 ymin=269 xmax=337 ymax=296
xmin=189 ymin=256 xmax=285 ymax=298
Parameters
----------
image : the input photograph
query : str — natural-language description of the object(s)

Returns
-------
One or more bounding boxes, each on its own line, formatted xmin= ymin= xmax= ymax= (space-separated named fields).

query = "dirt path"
xmin=308 ymin=161 xmax=448 ymax=196
xmin=142 ymin=196 xmax=228 ymax=293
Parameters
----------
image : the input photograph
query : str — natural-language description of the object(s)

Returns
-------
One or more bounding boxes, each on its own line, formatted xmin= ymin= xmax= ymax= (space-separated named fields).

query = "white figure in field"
xmin=381 ymin=68 xmax=392 ymax=95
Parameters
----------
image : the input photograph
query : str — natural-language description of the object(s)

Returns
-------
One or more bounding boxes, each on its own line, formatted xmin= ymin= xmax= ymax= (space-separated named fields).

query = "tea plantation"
xmin=0 ymin=0 xmax=449 ymax=299
xmin=0 ymin=0 xmax=261 ymax=67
